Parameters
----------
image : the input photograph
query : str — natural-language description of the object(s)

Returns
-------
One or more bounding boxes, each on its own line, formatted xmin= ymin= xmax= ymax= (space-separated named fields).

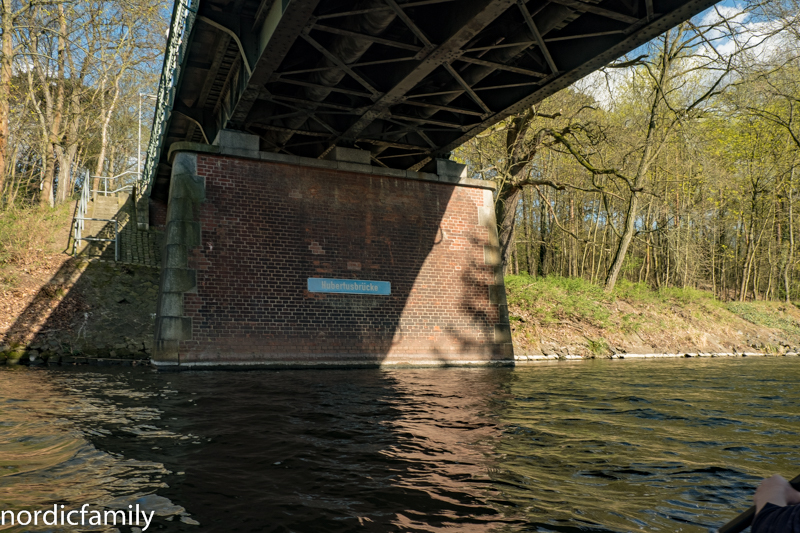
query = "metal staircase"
xmin=72 ymin=171 xmax=162 ymax=264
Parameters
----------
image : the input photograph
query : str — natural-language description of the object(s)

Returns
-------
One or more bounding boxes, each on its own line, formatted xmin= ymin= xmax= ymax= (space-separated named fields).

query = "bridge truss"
xmin=141 ymin=0 xmax=720 ymax=202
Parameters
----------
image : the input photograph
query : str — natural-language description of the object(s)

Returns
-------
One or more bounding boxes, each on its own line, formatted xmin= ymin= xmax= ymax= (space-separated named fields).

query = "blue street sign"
xmin=307 ymin=278 xmax=391 ymax=295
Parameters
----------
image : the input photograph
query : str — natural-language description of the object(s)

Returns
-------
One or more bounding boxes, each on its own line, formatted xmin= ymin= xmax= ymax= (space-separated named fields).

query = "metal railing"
xmin=92 ymin=170 xmax=139 ymax=196
xmin=73 ymin=171 xmax=120 ymax=261
xmin=138 ymin=0 xmax=197 ymax=202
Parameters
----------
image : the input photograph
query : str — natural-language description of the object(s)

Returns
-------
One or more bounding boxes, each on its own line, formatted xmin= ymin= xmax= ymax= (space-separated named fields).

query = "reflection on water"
xmin=0 ymin=358 xmax=798 ymax=532
xmin=0 ymin=369 xmax=195 ymax=532
xmin=494 ymin=359 xmax=800 ymax=532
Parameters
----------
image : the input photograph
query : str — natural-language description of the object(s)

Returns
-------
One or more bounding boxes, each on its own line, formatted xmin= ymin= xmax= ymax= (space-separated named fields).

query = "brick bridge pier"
xmin=152 ymin=131 xmax=512 ymax=369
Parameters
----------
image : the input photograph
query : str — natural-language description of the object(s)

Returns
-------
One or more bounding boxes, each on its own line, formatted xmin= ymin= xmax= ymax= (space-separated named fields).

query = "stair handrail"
xmin=72 ymin=171 xmax=91 ymax=255
xmin=92 ymin=170 xmax=139 ymax=196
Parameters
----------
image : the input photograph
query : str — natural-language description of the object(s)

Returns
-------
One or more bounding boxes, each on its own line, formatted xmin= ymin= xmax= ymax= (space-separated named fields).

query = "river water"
xmin=1 ymin=357 xmax=798 ymax=532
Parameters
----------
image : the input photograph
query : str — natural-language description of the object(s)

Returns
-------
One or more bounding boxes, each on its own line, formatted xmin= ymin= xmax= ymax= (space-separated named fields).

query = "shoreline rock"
xmin=514 ymin=352 xmax=800 ymax=362
xmin=0 ymin=342 xmax=151 ymax=367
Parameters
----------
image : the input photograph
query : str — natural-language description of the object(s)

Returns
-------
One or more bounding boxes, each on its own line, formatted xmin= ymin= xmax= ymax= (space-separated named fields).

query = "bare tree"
xmin=546 ymin=8 xmax=771 ymax=291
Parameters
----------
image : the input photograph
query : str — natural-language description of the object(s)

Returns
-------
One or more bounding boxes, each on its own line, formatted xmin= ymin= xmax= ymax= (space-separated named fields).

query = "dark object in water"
xmin=717 ymin=474 xmax=800 ymax=533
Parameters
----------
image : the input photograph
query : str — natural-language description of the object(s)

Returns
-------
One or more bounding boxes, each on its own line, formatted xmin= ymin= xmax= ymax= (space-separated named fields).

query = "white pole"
xmin=138 ymin=94 xmax=142 ymax=183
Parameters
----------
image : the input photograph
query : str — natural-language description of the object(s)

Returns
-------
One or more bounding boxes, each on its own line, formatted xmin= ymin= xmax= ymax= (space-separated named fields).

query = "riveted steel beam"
xmin=389 ymin=113 xmax=472 ymax=130
xmin=271 ymin=77 xmax=375 ymax=98
xmin=315 ymin=0 xmax=459 ymax=20
xmin=299 ymin=31 xmax=382 ymax=97
xmin=518 ymin=0 xmax=559 ymax=74
xmin=277 ymin=56 xmax=417 ymax=76
xmin=443 ymin=63 xmax=492 ymax=114
xmin=456 ymin=55 xmax=548 ymax=77
xmin=311 ymin=24 xmax=423 ymax=51
xmin=250 ymin=124 xmax=335 ymax=137
xmin=357 ymin=138 xmax=431 ymax=151
xmin=227 ymin=0 xmax=321 ymax=129
xmin=545 ymin=29 xmax=626 ymax=42
xmin=548 ymin=0 xmax=640 ymax=23
xmin=401 ymin=100 xmax=486 ymax=117
xmin=334 ymin=0 xmax=517 ymax=143
xmin=265 ymin=94 xmax=364 ymax=113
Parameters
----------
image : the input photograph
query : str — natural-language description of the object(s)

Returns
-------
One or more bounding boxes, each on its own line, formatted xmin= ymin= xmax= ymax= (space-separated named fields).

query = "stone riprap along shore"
xmin=514 ymin=352 xmax=800 ymax=362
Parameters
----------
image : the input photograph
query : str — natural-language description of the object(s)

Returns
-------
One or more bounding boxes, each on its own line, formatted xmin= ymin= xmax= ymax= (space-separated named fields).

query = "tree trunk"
xmin=38 ymin=4 xmax=67 ymax=207
xmin=54 ymin=143 xmax=78 ymax=203
xmin=605 ymin=191 xmax=639 ymax=291
xmin=639 ymin=202 xmax=653 ymax=283
xmin=569 ymin=195 xmax=576 ymax=277
xmin=0 ymin=0 xmax=13 ymax=198
xmin=93 ymin=76 xmax=121 ymax=190
xmin=603 ymin=105 xmax=659 ymax=290
xmin=523 ymin=187 xmax=532 ymax=274
xmin=538 ymin=189 xmax=547 ymax=277
xmin=739 ymin=213 xmax=755 ymax=301
xmin=513 ymin=246 xmax=519 ymax=274
xmin=683 ymin=213 xmax=691 ymax=288
xmin=496 ymin=185 xmax=522 ymax=273
xmin=41 ymin=146 xmax=56 ymax=207
xmin=784 ymin=167 xmax=795 ymax=302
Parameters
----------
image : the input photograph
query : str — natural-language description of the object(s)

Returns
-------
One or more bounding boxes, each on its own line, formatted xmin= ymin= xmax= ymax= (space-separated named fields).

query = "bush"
xmin=613 ymin=279 xmax=657 ymax=303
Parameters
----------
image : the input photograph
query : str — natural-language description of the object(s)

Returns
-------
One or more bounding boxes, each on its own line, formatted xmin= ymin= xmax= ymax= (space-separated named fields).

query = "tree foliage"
xmin=0 ymin=0 xmax=168 ymax=207
xmin=457 ymin=0 xmax=800 ymax=299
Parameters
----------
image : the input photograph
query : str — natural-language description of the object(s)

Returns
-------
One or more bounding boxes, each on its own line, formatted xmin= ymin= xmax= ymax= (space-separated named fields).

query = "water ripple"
xmin=0 ymin=358 xmax=798 ymax=532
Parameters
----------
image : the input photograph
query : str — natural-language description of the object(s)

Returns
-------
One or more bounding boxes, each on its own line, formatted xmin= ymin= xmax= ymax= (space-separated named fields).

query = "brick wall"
xmin=156 ymin=151 xmax=511 ymax=367
xmin=149 ymin=196 xmax=168 ymax=228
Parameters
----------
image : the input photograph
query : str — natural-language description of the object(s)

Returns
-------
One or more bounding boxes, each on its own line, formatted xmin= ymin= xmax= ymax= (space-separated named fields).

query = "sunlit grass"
xmin=0 ymin=202 xmax=74 ymax=290
xmin=505 ymin=274 xmax=613 ymax=328
xmin=506 ymin=274 xmax=727 ymax=336
xmin=727 ymin=301 xmax=800 ymax=338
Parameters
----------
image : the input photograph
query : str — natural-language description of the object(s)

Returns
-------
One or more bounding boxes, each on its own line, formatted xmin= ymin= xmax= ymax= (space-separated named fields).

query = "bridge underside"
xmin=152 ymin=0 xmax=718 ymax=203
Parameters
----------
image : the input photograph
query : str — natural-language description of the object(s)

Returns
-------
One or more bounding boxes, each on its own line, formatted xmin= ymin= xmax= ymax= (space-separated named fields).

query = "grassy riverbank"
xmin=1 ymin=203 xmax=77 ymax=333
xmin=1 ymin=203 xmax=157 ymax=363
xmin=506 ymin=274 xmax=800 ymax=357
xmin=0 ymin=202 xmax=74 ymax=290
xmin=1 ymin=202 xmax=78 ymax=347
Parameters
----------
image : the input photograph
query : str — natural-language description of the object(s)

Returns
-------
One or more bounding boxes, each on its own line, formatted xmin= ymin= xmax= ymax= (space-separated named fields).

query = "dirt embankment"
xmin=1 ymin=203 xmax=158 ymax=365
xmin=506 ymin=274 xmax=800 ymax=358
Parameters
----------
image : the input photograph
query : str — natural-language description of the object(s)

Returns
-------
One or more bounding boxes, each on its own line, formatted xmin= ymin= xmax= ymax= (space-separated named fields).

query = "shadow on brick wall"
xmin=162 ymin=155 xmax=507 ymax=366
